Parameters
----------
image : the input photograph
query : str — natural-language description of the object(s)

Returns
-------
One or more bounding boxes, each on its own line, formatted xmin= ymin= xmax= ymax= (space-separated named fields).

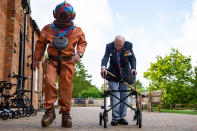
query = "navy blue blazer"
xmin=101 ymin=41 xmax=136 ymax=82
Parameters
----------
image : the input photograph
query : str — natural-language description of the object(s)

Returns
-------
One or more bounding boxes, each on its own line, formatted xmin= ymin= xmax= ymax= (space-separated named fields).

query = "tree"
xmin=193 ymin=67 xmax=197 ymax=88
xmin=136 ymin=80 xmax=147 ymax=93
xmin=189 ymin=66 xmax=197 ymax=103
xmin=144 ymin=48 xmax=195 ymax=106
xmin=80 ymin=87 xmax=104 ymax=98
xmin=72 ymin=60 xmax=95 ymax=97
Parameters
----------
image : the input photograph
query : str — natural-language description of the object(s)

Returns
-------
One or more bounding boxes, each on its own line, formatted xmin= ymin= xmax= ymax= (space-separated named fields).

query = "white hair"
xmin=114 ymin=35 xmax=125 ymax=42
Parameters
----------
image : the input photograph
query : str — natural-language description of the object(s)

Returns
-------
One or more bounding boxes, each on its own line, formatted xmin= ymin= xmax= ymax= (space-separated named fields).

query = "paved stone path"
xmin=0 ymin=107 xmax=197 ymax=131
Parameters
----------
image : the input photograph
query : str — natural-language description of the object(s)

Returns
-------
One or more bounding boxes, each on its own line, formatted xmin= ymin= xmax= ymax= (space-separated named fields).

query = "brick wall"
xmin=0 ymin=0 xmax=43 ymax=109
xmin=0 ymin=0 xmax=8 ymax=80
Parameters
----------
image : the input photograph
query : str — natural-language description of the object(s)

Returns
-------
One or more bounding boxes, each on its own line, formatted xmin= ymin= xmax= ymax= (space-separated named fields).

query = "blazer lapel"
xmin=111 ymin=43 xmax=118 ymax=65
xmin=120 ymin=44 xmax=126 ymax=64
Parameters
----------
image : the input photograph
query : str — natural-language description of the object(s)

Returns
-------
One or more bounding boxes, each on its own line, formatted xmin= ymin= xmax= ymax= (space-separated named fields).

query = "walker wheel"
xmin=26 ymin=109 xmax=31 ymax=117
xmin=1 ymin=111 xmax=9 ymax=120
xmin=8 ymin=111 xmax=14 ymax=119
xmin=103 ymin=112 xmax=108 ymax=128
xmin=133 ymin=114 xmax=137 ymax=121
xmin=99 ymin=112 xmax=102 ymax=125
xmin=136 ymin=110 xmax=142 ymax=128
xmin=15 ymin=110 xmax=21 ymax=119
xmin=30 ymin=106 xmax=37 ymax=116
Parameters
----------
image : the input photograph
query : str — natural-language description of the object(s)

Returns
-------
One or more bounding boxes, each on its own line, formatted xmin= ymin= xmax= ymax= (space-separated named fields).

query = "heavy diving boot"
xmin=41 ymin=106 xmax=56 ymax=127
xmin=62 ymin=112 xmax=72 ymax=128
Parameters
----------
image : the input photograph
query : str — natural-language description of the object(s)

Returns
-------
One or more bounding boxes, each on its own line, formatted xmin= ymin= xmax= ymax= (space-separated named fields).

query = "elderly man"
xmin=33 ymin=2 xmax=87 ymax=128
xmin=101 ymin=35 xmax=136 ymax=126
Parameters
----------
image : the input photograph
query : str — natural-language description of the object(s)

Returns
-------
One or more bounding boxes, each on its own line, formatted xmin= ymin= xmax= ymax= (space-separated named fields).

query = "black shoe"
xmin=111 ymin=120 xmax=118 ymax=126
xmin=118 ymin=119 xmax=128 ymax=125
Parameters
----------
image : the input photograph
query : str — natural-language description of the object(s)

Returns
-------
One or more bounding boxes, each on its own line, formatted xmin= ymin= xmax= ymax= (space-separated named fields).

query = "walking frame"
xmin=99 ymin=71 xmax=143 ymax=128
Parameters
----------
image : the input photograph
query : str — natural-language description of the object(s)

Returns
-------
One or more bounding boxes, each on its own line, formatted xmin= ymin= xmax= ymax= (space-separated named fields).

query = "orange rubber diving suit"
xmin=33 ymin=2 xmax=87 ymax=127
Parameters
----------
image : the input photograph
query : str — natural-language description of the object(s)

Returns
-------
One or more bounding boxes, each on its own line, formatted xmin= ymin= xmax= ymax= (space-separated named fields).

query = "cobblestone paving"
xmin=0 ymin=107 xmax=197 ymax=131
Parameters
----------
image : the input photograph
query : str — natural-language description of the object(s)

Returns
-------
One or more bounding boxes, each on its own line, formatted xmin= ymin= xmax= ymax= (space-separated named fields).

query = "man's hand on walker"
xmin=72 ymin=53 xmax=80 ymax=63
xmin=131 ymin=69 xmax=137 ymax=75
xmin=33 ymin=61 xmax=40 ymax=71
xmin=101 ymin=68 xmax=107 ymax=78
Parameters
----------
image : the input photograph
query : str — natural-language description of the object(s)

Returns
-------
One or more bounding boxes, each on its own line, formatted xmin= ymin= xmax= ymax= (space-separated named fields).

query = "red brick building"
xmin=0 ymin=0 xmax=44 ymax=109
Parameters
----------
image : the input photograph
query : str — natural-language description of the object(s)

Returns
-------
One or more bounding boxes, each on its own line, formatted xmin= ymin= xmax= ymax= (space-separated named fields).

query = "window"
xmin=34 ymin=69 xmax=38 ymax=91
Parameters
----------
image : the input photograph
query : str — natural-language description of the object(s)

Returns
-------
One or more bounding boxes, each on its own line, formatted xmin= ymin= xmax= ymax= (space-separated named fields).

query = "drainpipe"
xmin=22 ymin=7 xmax=30 ymax=91
xmin=30 ymin=30 xmax=35 ymax=105
xmin=17 ymin=29 xmax=23 ymax=91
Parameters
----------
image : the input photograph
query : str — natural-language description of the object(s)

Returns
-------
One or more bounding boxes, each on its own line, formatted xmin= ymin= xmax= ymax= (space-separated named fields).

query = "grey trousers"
xmin=109 ymin=81 xmax=129 ymax=121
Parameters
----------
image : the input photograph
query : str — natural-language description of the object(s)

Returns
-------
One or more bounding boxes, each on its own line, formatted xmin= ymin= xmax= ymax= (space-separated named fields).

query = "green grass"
xmin=161 ymin=109 xmax=197 ymax=115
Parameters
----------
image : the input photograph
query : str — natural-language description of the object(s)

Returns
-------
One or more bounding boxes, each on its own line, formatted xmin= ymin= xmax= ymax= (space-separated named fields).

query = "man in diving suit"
xmin=33 ymin=2 xmax=87 ymax=128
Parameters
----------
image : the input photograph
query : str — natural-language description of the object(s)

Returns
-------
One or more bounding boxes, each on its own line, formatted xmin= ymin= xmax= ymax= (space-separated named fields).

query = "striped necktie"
xmin=117 ymin=51 xmax=122 ymax=75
